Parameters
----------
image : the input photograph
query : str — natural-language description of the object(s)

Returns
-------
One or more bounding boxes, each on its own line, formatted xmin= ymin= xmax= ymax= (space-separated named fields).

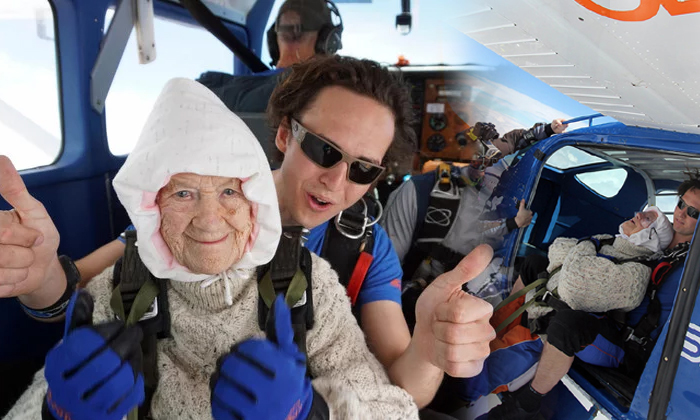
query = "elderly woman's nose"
xmin=193 ymin=196 xmax=226 ymax=227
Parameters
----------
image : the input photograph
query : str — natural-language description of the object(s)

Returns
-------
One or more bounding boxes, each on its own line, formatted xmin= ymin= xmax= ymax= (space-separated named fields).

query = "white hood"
xmin=617 ymin=206 xmax=674 ymax=254
xmin=113 ymin=78 xmax=281 ymax=283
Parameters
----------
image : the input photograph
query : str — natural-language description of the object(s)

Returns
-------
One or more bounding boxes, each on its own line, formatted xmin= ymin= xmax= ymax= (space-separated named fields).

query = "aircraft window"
xmin=575 ymin=168 xmax=628 ymax=198
xmin=649 ymin=190 xmax=678 ymax=222
xmin=545 ymin=146 xmax=606 ymax=170
xmin=0 ymin=0 xmax=61 ymax=171
xmin=105 ymin=14 xmax=233 ymax=156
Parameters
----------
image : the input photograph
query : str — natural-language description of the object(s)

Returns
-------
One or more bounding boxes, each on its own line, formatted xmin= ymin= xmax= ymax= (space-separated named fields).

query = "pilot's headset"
xmin=267 ymin=0 xmax=343 ymax=67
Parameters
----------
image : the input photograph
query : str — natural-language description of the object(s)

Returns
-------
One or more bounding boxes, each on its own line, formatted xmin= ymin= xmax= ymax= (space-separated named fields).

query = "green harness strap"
xmin=110 ymin=277 xmax=160 ymax=420
xmin=258 ymin=268 xmax=308 ymax=310
xmin=493 ymin=266 xmax=562 ymax=334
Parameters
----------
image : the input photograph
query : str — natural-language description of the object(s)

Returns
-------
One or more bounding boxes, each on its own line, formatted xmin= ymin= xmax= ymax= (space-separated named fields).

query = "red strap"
xmin=347 ymin=252 xmax=374 ymax=306
xmin=651 ymin=261 xmax=673 ymax=286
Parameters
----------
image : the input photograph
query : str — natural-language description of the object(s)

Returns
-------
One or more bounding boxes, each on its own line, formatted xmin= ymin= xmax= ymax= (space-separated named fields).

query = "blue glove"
xmin=210 ymin=295 xmax=315 ymax=420
xmin=43 ymin=290 xmax=145 ymax=420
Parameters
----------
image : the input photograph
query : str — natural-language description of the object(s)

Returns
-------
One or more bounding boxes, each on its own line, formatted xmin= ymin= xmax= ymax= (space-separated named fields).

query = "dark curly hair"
xmin=266 ymin=55 xmax=417 ymax=170
xmin=679 ymin=168 xmax=700 ymax=196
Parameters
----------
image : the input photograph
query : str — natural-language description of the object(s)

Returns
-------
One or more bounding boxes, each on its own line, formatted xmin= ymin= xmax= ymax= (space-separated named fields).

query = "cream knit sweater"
xmin=526 ymin=235 xmax=654 ymax=319
xmin=5 ymin=254 xmax=418 ymax=420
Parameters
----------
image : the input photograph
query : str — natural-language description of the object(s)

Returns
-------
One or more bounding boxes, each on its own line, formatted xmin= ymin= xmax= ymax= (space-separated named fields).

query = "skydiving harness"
xmin=620 ymin=241 xmax=689 ymax=363
xmin=321 ymin=194 xmax=381 ymax=310
xmin=401 ymin=163 xmax=472 ymax=285
xmin=110 ymin=230 xmax=170 ymax=420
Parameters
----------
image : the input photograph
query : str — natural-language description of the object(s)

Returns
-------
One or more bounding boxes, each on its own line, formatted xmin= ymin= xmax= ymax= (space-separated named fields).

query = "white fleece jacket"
xmin=4 ymin=255 xmax=418 ymax=420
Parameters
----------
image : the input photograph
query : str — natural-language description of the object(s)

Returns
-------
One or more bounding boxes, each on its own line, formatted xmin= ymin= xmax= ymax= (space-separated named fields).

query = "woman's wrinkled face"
xmin=621 ymin=210 xmax=658 ymax=236
xmin=157 ymin=173 xmax=253 ymax=275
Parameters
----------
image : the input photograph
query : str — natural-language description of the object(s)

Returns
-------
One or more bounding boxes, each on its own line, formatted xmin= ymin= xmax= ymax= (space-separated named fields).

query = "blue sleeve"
xmin=355 ymin=224 xmax=403 ymax=308
xmin=117 ymin=224 xmax=136 ymax=243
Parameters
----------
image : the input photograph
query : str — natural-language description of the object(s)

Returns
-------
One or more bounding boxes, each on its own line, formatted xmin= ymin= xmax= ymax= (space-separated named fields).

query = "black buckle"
xmin=334 ymin=196 xmax=382 ymax=240
xmin=624 ymin=327 xmax=648 ymax=346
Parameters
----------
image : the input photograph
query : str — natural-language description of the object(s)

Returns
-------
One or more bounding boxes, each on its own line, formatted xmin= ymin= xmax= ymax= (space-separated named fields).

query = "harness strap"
xmin=258 ymin=268 xmax=307 ymax=311
xmin=495 ymin=286 xmax=547 ymax=334
xmin=321 ymin=196 xmax=377 ymax=305
xmin=346 ymin=252 xmax=374 ymax=306
xmin=624 ymin=243 xmax=690 ymax=352
xmin=110 ymin=231 xmax=164 ymax=420
xmin=493 ymin=266 xmax=563 ymax=334
xmin=257 ymin=227 xmax=314 ymax=358
xmin=494 ymin=276 xmax=548 ymax=313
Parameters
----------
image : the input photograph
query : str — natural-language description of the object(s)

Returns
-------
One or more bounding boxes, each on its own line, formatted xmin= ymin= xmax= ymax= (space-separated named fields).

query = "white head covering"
xmin=113 ymin=78 xmax=281 ymax=287
xmin=617 ymin=206 xmax=674 ymax=253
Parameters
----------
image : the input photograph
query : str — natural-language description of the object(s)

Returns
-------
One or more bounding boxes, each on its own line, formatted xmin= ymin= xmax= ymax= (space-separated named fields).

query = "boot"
xmin=486 ymin=386 xmax=543 ymax=420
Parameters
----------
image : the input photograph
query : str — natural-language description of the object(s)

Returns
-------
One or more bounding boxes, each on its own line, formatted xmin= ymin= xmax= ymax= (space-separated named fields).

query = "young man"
xmin=0 ymin=56 xmax=495 ymax=411
xmin=488 ymin=173 xmax=700 ymax=420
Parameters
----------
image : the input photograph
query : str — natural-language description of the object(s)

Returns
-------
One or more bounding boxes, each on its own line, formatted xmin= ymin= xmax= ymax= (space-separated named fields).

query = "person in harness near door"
xmin=484 ymin=173 xmax=700 ymax=420
xmin=381 ymin=119 xmax=568 ymax=329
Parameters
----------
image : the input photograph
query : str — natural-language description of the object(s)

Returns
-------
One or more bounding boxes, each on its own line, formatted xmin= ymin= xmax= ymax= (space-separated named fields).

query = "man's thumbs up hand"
xmin=413 ymin=244 xmax=496 ymax=378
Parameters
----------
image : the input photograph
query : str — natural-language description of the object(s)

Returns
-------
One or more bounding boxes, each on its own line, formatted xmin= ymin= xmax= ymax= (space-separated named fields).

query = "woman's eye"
xmin=176 ymin=191 xmax=190 ymax=198
xmin=223 ymin=188 xmax=236 ymax=196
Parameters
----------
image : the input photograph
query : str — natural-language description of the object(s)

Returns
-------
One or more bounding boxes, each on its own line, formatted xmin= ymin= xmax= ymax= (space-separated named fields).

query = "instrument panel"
xmin=419 ymin=78 xmax=473 ymax=161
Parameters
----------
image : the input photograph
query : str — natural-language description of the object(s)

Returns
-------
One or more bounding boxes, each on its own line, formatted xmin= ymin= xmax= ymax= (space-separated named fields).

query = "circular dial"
xmin=426 ymin=134 xmax=446 ymax=152
xmin=429 ymin=113 xmax=447 ymax=131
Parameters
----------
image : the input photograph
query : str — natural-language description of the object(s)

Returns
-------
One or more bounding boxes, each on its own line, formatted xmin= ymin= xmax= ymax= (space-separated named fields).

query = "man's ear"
xmin=275 ymin=120 xmax=291 ymax=154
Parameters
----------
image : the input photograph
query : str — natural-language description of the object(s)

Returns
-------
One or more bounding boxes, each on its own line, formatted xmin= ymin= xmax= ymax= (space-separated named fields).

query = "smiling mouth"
xmin=192 ymin=235 xmax=229 ymax=245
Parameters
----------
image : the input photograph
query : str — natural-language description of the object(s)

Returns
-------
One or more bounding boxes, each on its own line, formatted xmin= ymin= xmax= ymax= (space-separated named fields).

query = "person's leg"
xmin=531 ymin=342 xmax=573 ymax=394
xmin=511 ymin=254 xmax=549 ymax=295
xmin=487 ymin=310 xmax=607 ymax=419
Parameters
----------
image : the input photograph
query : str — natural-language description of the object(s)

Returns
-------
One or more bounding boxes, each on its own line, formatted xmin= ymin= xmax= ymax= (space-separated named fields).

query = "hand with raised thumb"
xmin=413 ymin=244 xmax=496 ymax=378
xmin=0 ymin=156 xmax=63 ymax=306
xmin=514 ymin=199 xmax=533 ymax=228
xmin=210 ymin=295 xmax=326 ymax=420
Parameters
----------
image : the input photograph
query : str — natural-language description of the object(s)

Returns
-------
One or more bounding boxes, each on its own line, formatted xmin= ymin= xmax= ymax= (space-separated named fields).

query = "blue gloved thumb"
xmin=265 ymin=294 xmax=297 ymax=354
xmin=64 ymin=290 xmax=94 ymax=336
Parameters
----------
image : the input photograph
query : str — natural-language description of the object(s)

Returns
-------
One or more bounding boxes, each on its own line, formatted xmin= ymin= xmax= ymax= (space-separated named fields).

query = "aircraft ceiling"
xmin=448 ymin=0 xmax=700 ymax=135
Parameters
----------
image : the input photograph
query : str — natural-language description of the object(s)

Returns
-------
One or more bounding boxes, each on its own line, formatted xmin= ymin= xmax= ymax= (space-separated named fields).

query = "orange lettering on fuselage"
xmin=575 ymin=0 xmax=700 ymax=21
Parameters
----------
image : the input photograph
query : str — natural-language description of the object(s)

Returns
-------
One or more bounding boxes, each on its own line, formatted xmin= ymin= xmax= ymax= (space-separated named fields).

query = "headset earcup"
xmin=315 ymin=25 xmax=342 ymax=55
xmin=266 ymin=23 xmax=279 ymax=66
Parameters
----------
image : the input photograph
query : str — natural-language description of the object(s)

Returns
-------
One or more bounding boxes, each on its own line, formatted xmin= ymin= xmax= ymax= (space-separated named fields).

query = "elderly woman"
xmin=524 ymin=205 xmax=675 ymax=318
xmin=3 ymin=79 xmax=417 ymax=420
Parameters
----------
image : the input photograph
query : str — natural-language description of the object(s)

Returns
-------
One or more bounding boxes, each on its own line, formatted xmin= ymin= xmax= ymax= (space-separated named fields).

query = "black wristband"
xmin=506 ymin=217 xmax=519 ymax=232
xmin=306 ymin=388 xmax=330 ymax=420
xmin=18 ymin=256 xmax=79 ymax=319
xmin=544 ymin=123 xmax=555 ymax=137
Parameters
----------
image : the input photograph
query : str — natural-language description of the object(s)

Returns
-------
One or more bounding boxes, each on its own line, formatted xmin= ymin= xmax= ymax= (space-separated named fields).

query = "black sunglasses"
xmin=290 ymin=118 xmax=385 ymax=185
xmin=678 ymin=197 xmax=700 ymax=219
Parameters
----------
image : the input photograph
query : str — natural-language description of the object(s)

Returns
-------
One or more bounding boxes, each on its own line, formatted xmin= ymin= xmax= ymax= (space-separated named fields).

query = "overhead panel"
xmin=448 ymin=0 xmax=700 ymax=135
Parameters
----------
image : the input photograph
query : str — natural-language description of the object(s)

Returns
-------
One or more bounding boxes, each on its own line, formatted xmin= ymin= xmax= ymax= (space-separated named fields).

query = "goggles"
xmin=290 ymin=118 xmax=385 ymax=185
xmin=678 ymin=197 xmax=699 ymax=219
xmin=635 ymin=210 xmax=658 ymax=228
